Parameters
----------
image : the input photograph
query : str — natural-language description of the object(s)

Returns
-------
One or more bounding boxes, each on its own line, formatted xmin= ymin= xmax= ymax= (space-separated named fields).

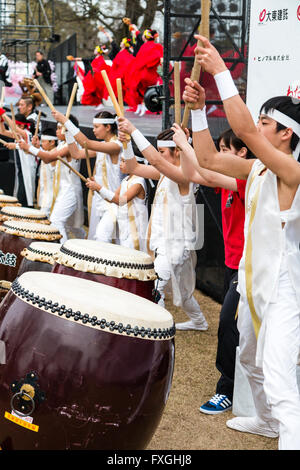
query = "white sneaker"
xmin=226 ymin=417 xmax=279 ymax=438
xmin=139 ymin=104 xmax=147 ymax=117
xmin=175 ymin=320 xmax=208 ymax=331
xmin=134 ymin=104 xmax=142 ymax=114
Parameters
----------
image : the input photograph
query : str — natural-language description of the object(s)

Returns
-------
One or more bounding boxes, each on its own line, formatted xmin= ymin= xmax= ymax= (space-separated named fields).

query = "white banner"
xmin=246 ymin=0 xmax=300 ymax=120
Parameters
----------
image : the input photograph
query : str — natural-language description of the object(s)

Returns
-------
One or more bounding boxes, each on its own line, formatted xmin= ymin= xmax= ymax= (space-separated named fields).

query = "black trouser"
xmin=215 ymin=266 xmax=240 ymax=401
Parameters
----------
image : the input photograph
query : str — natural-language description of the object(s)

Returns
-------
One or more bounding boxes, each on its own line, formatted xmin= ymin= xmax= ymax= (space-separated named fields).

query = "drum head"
xmin=54 ymin=239 xmax=156 ymax=281
xmin=21 ymin=242 xmax=62 ymax=264
xmin=0 ymin=195 xmax=21 ymax=208
xmin=12 ymin=271 xmax=175 ymax=339
xmin=0 ymin=206 xmax=50 ymax=224
xmin=0 ymin=220 xmax=62 ymax=241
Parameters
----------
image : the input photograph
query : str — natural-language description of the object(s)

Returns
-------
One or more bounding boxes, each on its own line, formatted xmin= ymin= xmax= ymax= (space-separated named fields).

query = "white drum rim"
xmin=0 ymin=220 xmax=62 ymax=240
xmin=11 ymin=272 xmax=175 ymax=340
xmin=54 ymin=239 xmax=157 ymax=281
xmin=0 ymin=206 xmax=50 ymax=223
xmin=21 ymin=242 xmax=62 ymax=264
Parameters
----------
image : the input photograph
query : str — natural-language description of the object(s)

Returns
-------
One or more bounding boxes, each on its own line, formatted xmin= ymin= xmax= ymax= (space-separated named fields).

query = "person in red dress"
xmin=108 ymin=37 xmax=135 ymax=103
xmin=124 ymin=29 xmax=163 ymax=117
xmin=81 ymin=45 xmax=111 ymax=110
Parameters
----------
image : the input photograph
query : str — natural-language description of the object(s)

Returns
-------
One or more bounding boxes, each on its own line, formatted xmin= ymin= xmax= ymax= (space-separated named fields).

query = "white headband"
xmin=263 ymin=108 xmax=300 ymax=160
xmin=41 ymin=135 xmax=58 ymax=141
xmin=93 ymin=118 xmax=116 ymax=124
xmin=157 ymin=140 xmax=176 ymax=148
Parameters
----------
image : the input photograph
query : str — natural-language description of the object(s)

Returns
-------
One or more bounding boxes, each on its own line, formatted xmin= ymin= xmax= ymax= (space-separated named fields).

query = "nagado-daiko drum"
xmin=0 ymin=271 xmax=175 ymax=450
xmin=0 ymin=206 xmax=50 ymax=225
xmin=17 ymin=242 xmax=62 ymax=277
xmin=0 ymin=221 xmax=62 ymax=282
xmin=52 ymin=239 xmax=157 ymax=301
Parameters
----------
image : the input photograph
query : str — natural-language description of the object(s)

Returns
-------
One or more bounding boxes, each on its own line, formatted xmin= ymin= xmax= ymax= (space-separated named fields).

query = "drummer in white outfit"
xmin=19 ymin=115 xmax=85 ymax=242
xmin=185 ymin=34 xmax=300 ymax=449
xmin=51 ymin=110 xmax=123 ymax=241
xmin=0 ymin=111 xmax=37 ymax=207
xmin=34 ymin=127 xmax=57 ymax=217
xmin=118 ymin=118 xmax=208 ymax=330
xmin=86 ymin=158 xmax=148 ymax=251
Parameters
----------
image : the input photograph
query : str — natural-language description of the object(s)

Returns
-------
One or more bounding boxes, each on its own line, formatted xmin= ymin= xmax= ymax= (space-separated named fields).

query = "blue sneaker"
xmin=199 ymin=394 xmax=232 ymax=414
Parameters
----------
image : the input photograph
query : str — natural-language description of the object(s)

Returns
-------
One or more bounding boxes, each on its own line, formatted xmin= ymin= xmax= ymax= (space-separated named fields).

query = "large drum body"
xmin=52 ymin=239 xmax=157 ymax=301
xmin=0 ymin=206 xmax=50 ymax=225
xmin=0 ymin=221 xmax=62 ymax=282
xmin=0 ymin=195 xmax=21 ymax=211
xmin=0 ymin=272 xmax=175 ymax=450
xmin=17 ymin=242 xmax=62 ymax=277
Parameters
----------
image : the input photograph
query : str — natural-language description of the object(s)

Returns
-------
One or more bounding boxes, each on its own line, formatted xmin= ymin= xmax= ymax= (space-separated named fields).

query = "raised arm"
xmin=51 ymin=110 xmax=121 ymax=156
xmin=118 ymin=117 xmax=188 ymax=184
xmin=86 ymin=178 xmax=144 ymax=206
xmin=183 ymin=77 xmax=254 ymax=180
xmin=194 ymin=34 xmax=300 ymax=187
xmin=64 ymin=132 xmax=96 ymax=160
xmin=172 ymin=123 xmax=239 ymax=191
xmin=19 ymin=140 xmax=69 ymax=163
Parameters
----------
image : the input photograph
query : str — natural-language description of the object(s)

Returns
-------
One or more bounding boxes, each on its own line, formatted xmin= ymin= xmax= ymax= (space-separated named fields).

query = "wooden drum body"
xmin=0 ymin=272 xmax=175 ymax=450
xmin=0 ymin=221 xmax=62 ymax=282
xmin=52 ymin=239 xmax=157 ymax=301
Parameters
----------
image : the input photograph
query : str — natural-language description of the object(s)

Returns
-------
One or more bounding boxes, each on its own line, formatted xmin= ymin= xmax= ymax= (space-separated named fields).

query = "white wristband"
xmin=64 ymin=119 xmax=80 ymax=137
xmin=99 ymin=186 xmax=114 ymax=201
xmin=123 ymin=140 xmax=135 ymax=160
xmin=191 ymin=107 xmax=208 ymax=132
xmin=131 ymin=129 xmax=151 ymax=152
xmin=28 ymin=144 xmax=39 ymax=156
xmin=214 ymin=70 xmax=239 ymax=101
xmin=65 ymin=131 xmax=76 ymax=145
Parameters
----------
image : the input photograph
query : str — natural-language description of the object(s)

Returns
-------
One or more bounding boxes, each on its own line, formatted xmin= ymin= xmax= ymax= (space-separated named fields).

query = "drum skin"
xmin=17 ymin=258 xmax=53 ymax=277
xmin=52 ymin=262 xmax=155 ymax=302
xmin=0 ymin=290 xmax=174 ymax=450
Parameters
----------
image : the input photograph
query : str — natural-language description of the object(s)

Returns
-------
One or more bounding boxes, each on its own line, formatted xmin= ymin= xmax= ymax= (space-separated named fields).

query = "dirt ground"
xmin=147 ymin=289 xmax=278 ymax=451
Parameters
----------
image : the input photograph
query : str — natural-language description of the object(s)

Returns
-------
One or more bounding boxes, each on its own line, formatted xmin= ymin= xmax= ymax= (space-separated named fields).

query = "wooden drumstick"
xmin=56 ymin=155 xmax=101 ymax=196
xmin=181 ymin=0 xmax=211 ymax=129
xmin=174 ymin=62 xmax=181 ymax=125
xmin=62 ymin=82 xmax=78 ymax=133
xmin=34 ymin=111 xmax=42 ymax=137
xmin=0 ymin=137 xmax=8 ymax=146
xmin=0 ymin=87 xmax=5 ymax=108
xmin=2 ymin=112 xmax=19 ymax=141
xmin=116 ymin=78 xmax=129 ymax=149
xmin=84 ymin=142 xmax=92 ymax=178
xmin=101 ymin=70 xmax=122 ymax=117
xmin=33 ymin=79 xmax=56 ymax=111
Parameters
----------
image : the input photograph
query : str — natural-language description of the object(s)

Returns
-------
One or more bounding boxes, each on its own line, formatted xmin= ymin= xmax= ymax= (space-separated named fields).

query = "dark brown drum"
xmin=17 ymin=242 xmax=62 ymax=277
xmin=52 ymin=239 xmax=157 ymax=301
xmin=0 ymin=206 xmax=50 ymax=225
xmin=0 ymin=271 xmax=175 ymax=450
xmin=0 ymin=221 xmax=62 ymax=282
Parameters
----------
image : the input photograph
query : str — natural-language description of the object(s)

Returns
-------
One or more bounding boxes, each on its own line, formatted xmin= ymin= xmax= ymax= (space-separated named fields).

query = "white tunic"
xmin=50 ymin=142 xmax=84 ymax=235
xmin=37 ymin=161 xmax=56 ymax=217
xmin=88 ymin=137 xmax=122 ymax=240
xmin=13 ymin=130 xmax=37 ymax=206
xmin=147 ymin=176 xmax=199 ymax=306
xmin=237 ymin=158 xmax=300 ymax=363
xmin=117 ymin=175 xmax=148 ymax=251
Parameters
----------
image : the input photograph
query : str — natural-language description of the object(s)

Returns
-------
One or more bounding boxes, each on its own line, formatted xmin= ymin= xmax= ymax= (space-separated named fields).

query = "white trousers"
xmin=154 ymin=251 xmax=206 ymax=324
xmin=238 ymin=254 xmax=300 ymax=450
xmin=50 ymin=190 xmax=85 ymax=243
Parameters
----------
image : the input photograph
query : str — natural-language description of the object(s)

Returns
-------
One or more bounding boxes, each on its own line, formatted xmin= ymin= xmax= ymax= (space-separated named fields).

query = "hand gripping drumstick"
xmin=174 ymin=62 xmax=181 ymax=125
xmin=181 ymin=0 xmax=211 ymax=129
